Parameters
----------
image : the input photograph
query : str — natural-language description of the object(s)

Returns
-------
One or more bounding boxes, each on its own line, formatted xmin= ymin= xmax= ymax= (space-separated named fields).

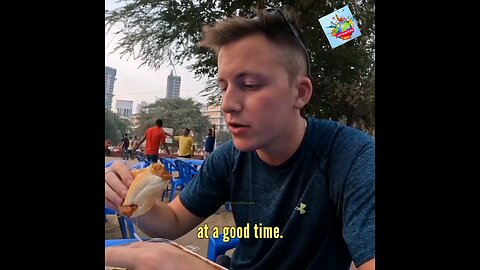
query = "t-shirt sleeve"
xmin=330 ymin=129 xmax=375 ymax=267
xmin=178 ymin=143 xmax=234 ymax=218
xmin=160 ymin=131 xmax=166 ymax=143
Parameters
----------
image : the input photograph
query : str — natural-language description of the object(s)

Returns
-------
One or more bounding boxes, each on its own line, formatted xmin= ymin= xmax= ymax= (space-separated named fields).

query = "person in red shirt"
xmin=137 ymin=119 xmax=172 ymax=164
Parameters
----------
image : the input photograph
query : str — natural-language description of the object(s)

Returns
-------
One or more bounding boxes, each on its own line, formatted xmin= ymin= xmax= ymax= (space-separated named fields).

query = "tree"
xmin=136 ymin=98 xmax=211 ymax=147
xmin=105 ymin=109 xmax=133 ymax=144
xmin=106 ymin=0 xmax=375 ymax=133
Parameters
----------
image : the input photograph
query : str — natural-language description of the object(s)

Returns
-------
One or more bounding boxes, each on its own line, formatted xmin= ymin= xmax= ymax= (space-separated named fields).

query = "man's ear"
xmin=294 ymin=76 xmax=313 ymax=109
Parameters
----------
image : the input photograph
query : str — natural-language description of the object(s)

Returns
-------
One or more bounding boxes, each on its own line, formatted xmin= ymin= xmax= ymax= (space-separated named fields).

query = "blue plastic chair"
xmin=134 ymin=150 xmax=146 ymax=162
xmin=169 ymin=160 xmax=198 ymax=202
xmin=105 ymin=161 xmax=140 ymax=239
xmin=159 ymin=158 xmax=179 ymax=201
xmin=105 ymin=161 xmax=114 ymax=168
xmin=159 ymin=158 xmax=178 ymax=178
xmin=105 ymin=160 xmax=130 ymax=168
xmin=129 ymin=160 xmax=150 ymax=170
xmin=225 ymin=201 xmax=232 ymax=211
xmin=207 ymin=233 xmax=240 ymax=262
xmin=105 ymin=207 xmax=136 ymax=239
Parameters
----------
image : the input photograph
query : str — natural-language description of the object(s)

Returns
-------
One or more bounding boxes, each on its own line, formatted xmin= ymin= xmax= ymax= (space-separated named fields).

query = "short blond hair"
xmin=198 ymin=8 xmax=308 ymax=84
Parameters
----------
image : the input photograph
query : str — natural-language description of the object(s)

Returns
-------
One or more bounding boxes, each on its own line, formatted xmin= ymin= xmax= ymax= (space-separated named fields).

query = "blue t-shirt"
xmin=204 ymin=135 xmax=215 ymax=152
xmin=180 ymin=117 xmax=375 ymax=270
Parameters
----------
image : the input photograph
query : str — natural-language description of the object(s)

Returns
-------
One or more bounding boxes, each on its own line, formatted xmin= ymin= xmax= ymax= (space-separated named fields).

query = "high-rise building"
xmin=105 ymin=66 xmax=117 ymax=110
xmin=136 ymin=101 xmax=147 ymax=114
xmin=165 ymin=70 xmax=181 ymax=99
xmin=202 ymin=105 xmax=228 ymax=132
xmin=115 ymin=100 xmax=133 ymax=118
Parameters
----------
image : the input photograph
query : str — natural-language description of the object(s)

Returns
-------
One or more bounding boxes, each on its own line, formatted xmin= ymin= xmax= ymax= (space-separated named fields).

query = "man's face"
xmin=218 ymin=34 xmax=299 ymax=152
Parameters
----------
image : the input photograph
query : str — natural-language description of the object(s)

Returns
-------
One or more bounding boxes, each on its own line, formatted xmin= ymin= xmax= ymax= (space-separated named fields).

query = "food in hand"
xmin=119 ymin=163 xmax=171 ymax=217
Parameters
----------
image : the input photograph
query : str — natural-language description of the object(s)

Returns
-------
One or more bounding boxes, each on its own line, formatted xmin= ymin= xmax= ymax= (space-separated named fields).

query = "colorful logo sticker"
xmin=319 ymin=5 xmax=362 ymax=49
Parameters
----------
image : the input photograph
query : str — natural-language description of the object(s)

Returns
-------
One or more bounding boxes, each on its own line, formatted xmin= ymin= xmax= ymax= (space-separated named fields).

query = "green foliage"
xmin=106 ymin=0 xmax=375 ymax=133
xmin=105 ymin=109 xmax=133 ymax=144
xmin=215 ymin=130 xmax=233 ymax=146
xmin=136 ymin=98 xmax=211 ymax=146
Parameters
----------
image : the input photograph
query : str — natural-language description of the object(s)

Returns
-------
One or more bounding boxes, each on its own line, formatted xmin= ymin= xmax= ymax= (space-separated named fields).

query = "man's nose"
xmin=221 ymin=86 xmax=242 ymax=114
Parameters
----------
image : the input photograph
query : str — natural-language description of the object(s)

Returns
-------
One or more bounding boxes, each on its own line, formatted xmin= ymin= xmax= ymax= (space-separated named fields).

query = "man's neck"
xmin=256 ymin=117 xmax=307 ymax=166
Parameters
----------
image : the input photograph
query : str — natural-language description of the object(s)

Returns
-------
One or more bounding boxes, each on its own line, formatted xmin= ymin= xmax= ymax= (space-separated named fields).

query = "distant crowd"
xmin=105 ymin=123 xmax=216 ymax=161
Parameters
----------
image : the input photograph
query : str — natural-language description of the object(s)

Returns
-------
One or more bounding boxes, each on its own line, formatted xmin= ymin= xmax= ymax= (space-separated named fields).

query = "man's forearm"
xmin=134 ymin=198 xmax=205 ymax=240
xmin=164 ymin=143 xmax=171 ymax=155
xmin=135 ymin=202 xmax=185 ymax=239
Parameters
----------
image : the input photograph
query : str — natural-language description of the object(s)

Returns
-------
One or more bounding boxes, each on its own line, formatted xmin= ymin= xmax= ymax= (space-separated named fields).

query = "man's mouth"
xmin=229 ymin=123 xmax=248 ymax=128
xmin=228 ymin=122 xmax=250 ymax=135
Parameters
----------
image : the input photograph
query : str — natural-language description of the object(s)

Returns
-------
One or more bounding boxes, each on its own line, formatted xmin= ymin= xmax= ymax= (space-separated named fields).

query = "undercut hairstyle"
xmin=198 ymin=8 xmax=308 ymax=84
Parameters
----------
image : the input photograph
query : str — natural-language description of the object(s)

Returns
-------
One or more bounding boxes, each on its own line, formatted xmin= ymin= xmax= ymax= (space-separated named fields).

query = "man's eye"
xmin=243 ymin=84 xmax=261 ymax=90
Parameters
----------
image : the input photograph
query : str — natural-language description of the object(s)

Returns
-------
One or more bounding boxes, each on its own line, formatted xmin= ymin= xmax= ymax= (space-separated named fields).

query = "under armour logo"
xmin=295 ymin=203 xmax=307 ymax=214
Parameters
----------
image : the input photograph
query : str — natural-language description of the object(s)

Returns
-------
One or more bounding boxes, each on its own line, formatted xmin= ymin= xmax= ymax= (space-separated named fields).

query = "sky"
xmin=105 ymin=0 xmax=208 ymax=114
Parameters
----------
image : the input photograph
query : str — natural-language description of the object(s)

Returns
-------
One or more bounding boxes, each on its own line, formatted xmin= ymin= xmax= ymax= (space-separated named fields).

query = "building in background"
xmin=129 ymin=114 xmax=141 ymax=130
xmin=105 ymin=66 xmax=117 ymax=110
xmin=136 ymin=101 xmax=147 ymax=114
xmin=202 ymin=105 xmax=228 ymax=132
xmin=165 ymin=70 xmax=181 ymax=99
xmin=115 ymin=100 xmax=133 ymax=118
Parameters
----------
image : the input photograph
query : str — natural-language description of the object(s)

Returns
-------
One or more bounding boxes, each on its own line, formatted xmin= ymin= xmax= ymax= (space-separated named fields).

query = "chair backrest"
xmin=129 ymin=160 xmax=150 ymax=170
xmin=174 ymin=160 xmax=198 ymax=186
xmin=207 ymin=233 xmax=240 ymax=262
xmin=105 ymin=207 xmax=136 ymax=239
xmin=134 ymin=150 xmax=146 ymax=162
xmin=159 ymin=158 xmax=178 ymax=176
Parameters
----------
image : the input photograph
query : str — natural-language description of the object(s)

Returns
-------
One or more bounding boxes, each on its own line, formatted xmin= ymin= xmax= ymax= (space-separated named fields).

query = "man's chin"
xmin=232 ymin=138 xmax=258 ymax=152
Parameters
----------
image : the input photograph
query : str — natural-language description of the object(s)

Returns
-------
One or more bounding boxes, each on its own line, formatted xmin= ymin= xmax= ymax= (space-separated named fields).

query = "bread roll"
xmin=120 ymin=163 xmax=171 ymax=217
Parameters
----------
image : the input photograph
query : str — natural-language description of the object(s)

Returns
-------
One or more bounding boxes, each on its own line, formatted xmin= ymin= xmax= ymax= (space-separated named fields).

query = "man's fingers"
xmin=105 ymin=181 xmax=125 ymax=206
xmin=105 ymin=169 xmax=128 ymax=197
xmin=105 ymin=198 xmax=119 ymax=212
xmin=111 ymin=161 xmax=134 ymax=187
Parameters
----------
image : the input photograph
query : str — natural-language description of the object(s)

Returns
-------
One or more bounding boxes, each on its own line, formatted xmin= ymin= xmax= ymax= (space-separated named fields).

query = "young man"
xmin=105 ymin=8 xmax=375 ymax=270
xmin=137 ymin=119 xmax=172 ymax=164
xmin=203 ymin=126 xmax=216 ymax=159
xmin=171 ymin=128 xmax=195 ymax=158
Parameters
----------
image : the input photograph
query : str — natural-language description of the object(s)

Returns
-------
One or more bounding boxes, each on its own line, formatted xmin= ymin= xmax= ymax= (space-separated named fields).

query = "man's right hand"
xmin=105 ymin=242 xmax=219 ymax=270
xmin=105 ymin=160 xmax=135 ymax=212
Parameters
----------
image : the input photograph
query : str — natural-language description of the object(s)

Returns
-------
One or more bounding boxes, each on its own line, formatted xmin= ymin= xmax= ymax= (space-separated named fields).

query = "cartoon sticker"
xmin=319 ymin=5 xmax=362 ymax=49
